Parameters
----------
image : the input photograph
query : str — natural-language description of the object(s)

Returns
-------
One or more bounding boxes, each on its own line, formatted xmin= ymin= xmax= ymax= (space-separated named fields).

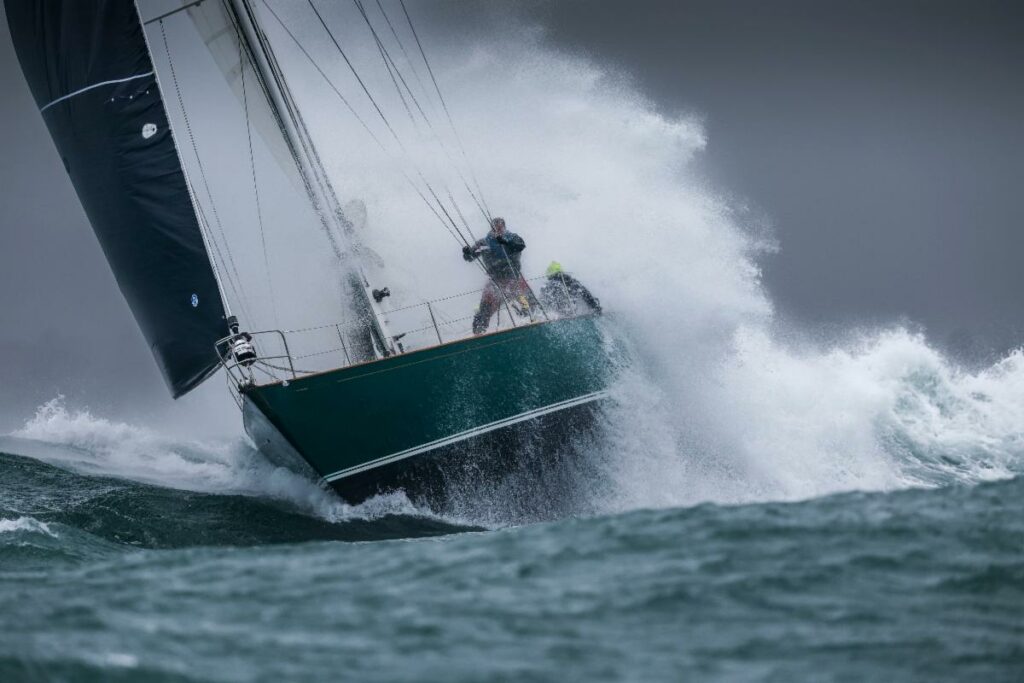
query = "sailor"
xmin=539 ymin=261 xmax=602 ymax=317
xmin=462 ymin=217 xmax=534 ymax=334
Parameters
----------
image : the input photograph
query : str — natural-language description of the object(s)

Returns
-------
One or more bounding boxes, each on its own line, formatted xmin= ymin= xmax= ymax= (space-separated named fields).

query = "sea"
xmin=1 ymin=347 xmax=1022 ymax=683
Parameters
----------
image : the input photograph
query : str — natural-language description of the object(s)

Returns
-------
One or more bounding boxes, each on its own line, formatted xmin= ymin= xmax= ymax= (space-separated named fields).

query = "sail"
xmin=4 ymin=0 xmax=229 ymax=397
xmin=138 ymin=0 xmax=392 ymax=365
xmin=154 ymin=0 xmax=305 ymax=191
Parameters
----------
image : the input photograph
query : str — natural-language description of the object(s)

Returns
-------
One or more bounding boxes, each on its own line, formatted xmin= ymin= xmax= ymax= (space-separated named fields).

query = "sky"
xmin=523 ymin=0 xmax=1024 ymax=351
xmin=0 ymin=0 xmax=1022 ymax=431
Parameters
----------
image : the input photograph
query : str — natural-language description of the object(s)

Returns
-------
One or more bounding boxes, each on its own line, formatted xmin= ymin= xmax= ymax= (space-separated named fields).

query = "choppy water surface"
xmin=1 ymin=398 xmax=1022 ymax=682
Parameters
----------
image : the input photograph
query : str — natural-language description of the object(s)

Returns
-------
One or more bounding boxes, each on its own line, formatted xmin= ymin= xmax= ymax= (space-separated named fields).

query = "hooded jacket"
xmin=470 ymin=231 xmax=526 ymax=279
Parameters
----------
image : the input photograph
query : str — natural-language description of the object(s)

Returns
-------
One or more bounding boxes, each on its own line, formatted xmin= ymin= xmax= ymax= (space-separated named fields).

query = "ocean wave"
xmin=9 ymin=398 xmax=434 ymax=525
xmin=599 ymin=327 xmax=1024 ymax=511
xmin=0 ymin=516 xmax=56 ymax=538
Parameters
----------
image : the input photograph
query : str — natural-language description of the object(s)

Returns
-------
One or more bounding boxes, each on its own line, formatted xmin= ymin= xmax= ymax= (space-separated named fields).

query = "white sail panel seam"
xmin=322 ymin=390 xmax=609 ymax=483
xmin=39 ymin=71 xmax=155 ymax=112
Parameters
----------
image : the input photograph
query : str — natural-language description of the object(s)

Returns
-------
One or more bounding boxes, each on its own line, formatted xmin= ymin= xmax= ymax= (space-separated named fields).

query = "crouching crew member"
xmin=539 ymin=261 xmax=602 ymax=317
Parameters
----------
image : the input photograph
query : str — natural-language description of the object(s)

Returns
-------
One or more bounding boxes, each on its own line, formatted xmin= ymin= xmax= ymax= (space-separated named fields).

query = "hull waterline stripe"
xmin=323 ymin=390 xmax=608 ymax=483
xmin=40 ymin=72 xmax=155 ymax=113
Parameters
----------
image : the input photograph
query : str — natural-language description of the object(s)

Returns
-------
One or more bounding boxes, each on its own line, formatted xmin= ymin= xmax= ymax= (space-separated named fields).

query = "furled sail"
xmin=5 ymin=0 xmax=229 ymax=397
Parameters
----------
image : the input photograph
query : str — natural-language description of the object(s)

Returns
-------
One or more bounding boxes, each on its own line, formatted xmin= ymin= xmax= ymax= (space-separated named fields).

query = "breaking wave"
xmin=599 ymin=328 xmax=1024 ymax=512
xmin=8 ymin=397 xmax=430 ymax=525
xmin=0 ymin=516 xmax=56 ymax=538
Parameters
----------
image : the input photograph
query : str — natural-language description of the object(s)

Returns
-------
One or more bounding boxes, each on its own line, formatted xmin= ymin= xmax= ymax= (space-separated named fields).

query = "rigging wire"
xmin=352 ymin=0 xmax=491 ymax=231
xmin=263 ymin=0 xmax=521 ymax=320
xmin=158 ymin=19 xmax=255 ymax=327
xmin=369 ymin=17 xmax=420 ymax=132
xmin=337 ymin=1 xmax=536 ymax=317
xmin=323 ymin=1 xmax=483 ymax=252
xmin=261 ymin=0 xmax=461 ymax=249
xmin=448 ymin=189 xmax=475 ymax=244
xmin=387 ymin=2 xmax=545 ymax=317
xmin=258 ymin=0 xmax=386 ymax=150
xmin=372 ymin=0 xmax=434 ymax=115
xmin=262 ymin=1 xmax=454 ymax=237
xmin=398 ymin=0 xmax=493 ymax=221
xmin=305 ymin=0 xmax=404 ymax=148
xmin=236 ymin=20 xmax=280 ymax=330
xmin=272 ymin=0 xmax=471 ymax=247
xmin=398 ymin=0 xmax=455 ymax=145
xmin=354 ymin=0 xmax=428 ymax=128
xmin=238 ymin=0 xmax=365 ymax=272
xmin=307 ymin=1 xmax=481 ymax=254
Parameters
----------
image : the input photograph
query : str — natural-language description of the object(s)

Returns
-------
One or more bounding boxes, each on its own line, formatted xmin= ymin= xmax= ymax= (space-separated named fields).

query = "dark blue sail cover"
xmin=5 ymin=0 xmax=228 ymax=397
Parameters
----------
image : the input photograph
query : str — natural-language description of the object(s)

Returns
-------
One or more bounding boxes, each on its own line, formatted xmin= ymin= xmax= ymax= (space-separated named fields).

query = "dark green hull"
xmin=242 ymin=315 xmax=611 ymax=505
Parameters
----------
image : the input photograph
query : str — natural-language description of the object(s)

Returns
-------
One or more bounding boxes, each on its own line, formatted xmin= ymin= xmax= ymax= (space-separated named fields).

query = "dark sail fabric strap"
xmin=39 ymin=71 xmax=155 ymax=112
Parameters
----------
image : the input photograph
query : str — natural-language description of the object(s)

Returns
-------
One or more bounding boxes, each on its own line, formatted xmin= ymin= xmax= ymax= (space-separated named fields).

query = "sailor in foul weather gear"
xmin=539 ymin=261 xmax=602 ymax=317
xmin=463 ymin=217 xmax=534 ymax=334
xmin=462 ymin=217 xmax=526 ymax=278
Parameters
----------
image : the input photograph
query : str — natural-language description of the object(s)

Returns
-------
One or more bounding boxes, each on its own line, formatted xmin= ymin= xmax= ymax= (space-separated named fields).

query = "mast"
xmin=227 ymin=0 xmax=396 ymax=359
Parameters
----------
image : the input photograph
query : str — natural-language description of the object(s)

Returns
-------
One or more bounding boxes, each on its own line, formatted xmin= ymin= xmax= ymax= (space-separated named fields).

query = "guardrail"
xmin=217 ymin=272 xmax=585 ymax=401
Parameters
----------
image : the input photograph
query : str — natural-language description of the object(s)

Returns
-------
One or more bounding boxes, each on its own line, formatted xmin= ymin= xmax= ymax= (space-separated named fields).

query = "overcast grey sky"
xmin=523 ymin=0 xmax=1024 ymax=351
xmin=1 ymin=0 xmax=1022 ymax=430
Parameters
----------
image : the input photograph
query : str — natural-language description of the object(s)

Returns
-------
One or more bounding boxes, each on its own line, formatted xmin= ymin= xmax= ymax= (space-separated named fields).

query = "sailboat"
xmin=6 ymin=0 xmax=612 ymax=507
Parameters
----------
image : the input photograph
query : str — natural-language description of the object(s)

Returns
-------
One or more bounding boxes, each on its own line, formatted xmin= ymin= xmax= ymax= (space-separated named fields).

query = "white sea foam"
xmin=0 ymin=516 xmax=57 ymax=538
xmin=10 ymin=398 xmax=426 ymax=523
xmin=600 ymin=328 xmax=1024 ymax=511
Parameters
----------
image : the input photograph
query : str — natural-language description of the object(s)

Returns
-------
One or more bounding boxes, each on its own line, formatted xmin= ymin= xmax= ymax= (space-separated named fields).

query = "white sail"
xmin=155 ymin=0 xmax=306 ymax=191
xmin=138 ymin=0 xmax=377 ymax=369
